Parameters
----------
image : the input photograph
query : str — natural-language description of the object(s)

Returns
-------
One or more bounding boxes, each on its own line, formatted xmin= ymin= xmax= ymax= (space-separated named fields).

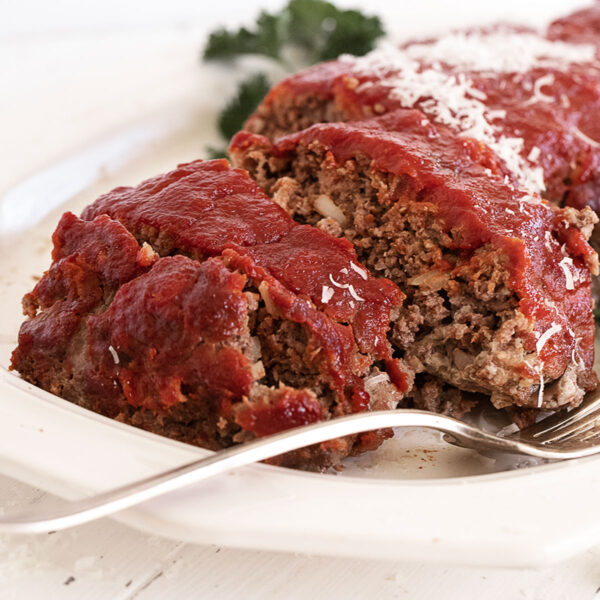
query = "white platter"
xmin=2 ymin=0 xmax=600 ymax=568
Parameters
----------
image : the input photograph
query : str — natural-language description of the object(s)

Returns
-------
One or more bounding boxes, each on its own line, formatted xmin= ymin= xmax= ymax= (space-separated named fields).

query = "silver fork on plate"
xmin=2 ymin=390 xmax=600 ymax=534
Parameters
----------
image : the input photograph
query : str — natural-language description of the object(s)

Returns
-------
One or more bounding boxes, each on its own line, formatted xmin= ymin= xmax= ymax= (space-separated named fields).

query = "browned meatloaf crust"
xmin=11 ymin=160 xmax=409 ymax=470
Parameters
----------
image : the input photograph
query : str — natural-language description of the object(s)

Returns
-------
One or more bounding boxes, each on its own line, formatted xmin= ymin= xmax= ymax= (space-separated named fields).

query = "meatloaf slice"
xmin=243 ymin=20 xmax=600 ymax=240
xmin=230 ymin=109 xmax=599 ymax=416
xmin=12 ymin=161 xmax=409 ymax=470
xmin=547 ymin=3 xmax=600 ymax=47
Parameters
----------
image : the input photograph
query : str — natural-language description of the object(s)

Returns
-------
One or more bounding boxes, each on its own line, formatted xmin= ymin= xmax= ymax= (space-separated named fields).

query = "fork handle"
xmin=0 ymin=409 xmax=585 ymax=534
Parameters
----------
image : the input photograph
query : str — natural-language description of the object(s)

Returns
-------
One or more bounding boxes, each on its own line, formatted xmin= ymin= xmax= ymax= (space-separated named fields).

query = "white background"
xmin=2 ymin=0 xmax=599 ymax=598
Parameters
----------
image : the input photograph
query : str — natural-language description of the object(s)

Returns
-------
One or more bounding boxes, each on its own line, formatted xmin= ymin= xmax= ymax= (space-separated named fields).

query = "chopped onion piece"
xmin=350 ymin=261 xmax=368 ymax=280
xmin=314 ymin=194 xmax=347 ymax=226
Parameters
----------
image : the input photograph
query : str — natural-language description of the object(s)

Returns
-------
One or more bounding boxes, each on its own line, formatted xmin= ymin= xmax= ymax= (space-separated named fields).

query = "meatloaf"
xmin=11 ymin=7 xmax=600 ymax=469
xmin=243 ymin=15 xmax=600 ymax=240
xmin=11 ymin=160 xmax=409 ymax=470
xmin=231 ymin=7 xmax=600 ymax=424
xmin=231 ymin=109 xmax=598 ymax=420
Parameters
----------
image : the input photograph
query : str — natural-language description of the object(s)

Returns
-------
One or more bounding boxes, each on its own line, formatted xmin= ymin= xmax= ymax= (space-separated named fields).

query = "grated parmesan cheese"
xmin=341 ymin=30 xmax=594 ymax=195
xmin=527 ymin=146 xmax=541 ymax=163
xmin=558 ymin=257 xmax=575 ymax=290
xmin=571 ymin=126 xmax=600 ymax=149
xmin=328 ymin=271 xmax=366 ymax=303
xmin=568 ymin=327 xmax=584 ymax=367
xmin=348 ymin=284 xmax=365 ymax=302
xmin=108 ymin=345 xmax=119 ymax=365
xmin=350 ymin=261 xmax=369 ymax=280
xmin=403 ymin=30 xmax=595 ymax=74
xmin=523 ymin=73 xmax=555 ymax=105
xmin=350 ymin=43 xmax=545 ymax=193
xmin=329 ymin=273 xmax=349 ymax=289
xmin=321 ymin=285 xmax=334 ymax=304
xmin=536 ymin=322 xmax=562 ymax=354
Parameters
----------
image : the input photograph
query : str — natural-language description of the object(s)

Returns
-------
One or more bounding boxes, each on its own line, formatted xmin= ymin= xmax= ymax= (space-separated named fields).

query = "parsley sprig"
xmin=203 ymin=0 xmax=384 ymax=157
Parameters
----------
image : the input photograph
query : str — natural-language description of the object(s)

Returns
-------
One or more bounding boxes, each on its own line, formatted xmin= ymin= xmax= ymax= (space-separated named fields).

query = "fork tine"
xmin=523 ymin=406 xmax=600 ymax=445
xmin=576 ymin=428 xmax=600 ymax=443
xmin=544 ymin=418 xmax=596 ymax=444
xmin=556 ymin=416 xmax=600 ymax=445
xmin=516 ymin=389 xmax=600 ymax=443
xmin=546 ymin=428 xmax=600 ymax=450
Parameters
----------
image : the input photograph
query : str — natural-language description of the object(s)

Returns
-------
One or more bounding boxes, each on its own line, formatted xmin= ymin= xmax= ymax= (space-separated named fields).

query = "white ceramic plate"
xmin=2 ymin=0 xmax=600 ymax=568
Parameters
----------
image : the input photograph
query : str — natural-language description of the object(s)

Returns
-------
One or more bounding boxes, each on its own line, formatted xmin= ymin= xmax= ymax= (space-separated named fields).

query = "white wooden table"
xmin=3 ymin=1 xmax=600 ymax=597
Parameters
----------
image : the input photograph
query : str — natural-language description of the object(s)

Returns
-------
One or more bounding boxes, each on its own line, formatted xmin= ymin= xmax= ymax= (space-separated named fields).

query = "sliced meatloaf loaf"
xmin=12 ymin=6 xmax=600 ymax=469
xmin=11 ymin=160 xmax=408 ymax=470
xmin=231 ymin=109 xmax=599 ymax=418
xmin=243 ymin=17 xmax=600 ymax=240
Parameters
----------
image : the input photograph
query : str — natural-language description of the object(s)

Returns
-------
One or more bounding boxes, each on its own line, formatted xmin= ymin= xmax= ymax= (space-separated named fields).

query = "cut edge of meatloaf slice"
xmin=12 ymin=161 xmax=410 ymax=470
xmin=243 ymin=59 xmax=345 ymax=141
xmin=243 ymin=23 xmax=600 ymax=249
xmin=230 ymin=109 xmax=599 ymax=418
xmin=79 ymin=159 xmax=410 ymax=397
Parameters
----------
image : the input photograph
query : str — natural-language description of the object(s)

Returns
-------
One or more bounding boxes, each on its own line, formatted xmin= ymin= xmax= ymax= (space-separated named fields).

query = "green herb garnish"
xmin=284 ymin=0 xmax=384 ymax=63
xmin=204 ymin=12 xmax=283 ymax=61
xmin=204 ymin=0 xmax=384 ymax=65
xmin=218 ymin=72 xmax=271 ymax=140
xmin=203 ymin=0 xmax=385 ymax=155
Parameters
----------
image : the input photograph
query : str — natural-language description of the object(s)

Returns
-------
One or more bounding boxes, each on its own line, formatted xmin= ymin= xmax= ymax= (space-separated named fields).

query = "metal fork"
xmin=2 ymin=390 xmax=600 ymax=535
